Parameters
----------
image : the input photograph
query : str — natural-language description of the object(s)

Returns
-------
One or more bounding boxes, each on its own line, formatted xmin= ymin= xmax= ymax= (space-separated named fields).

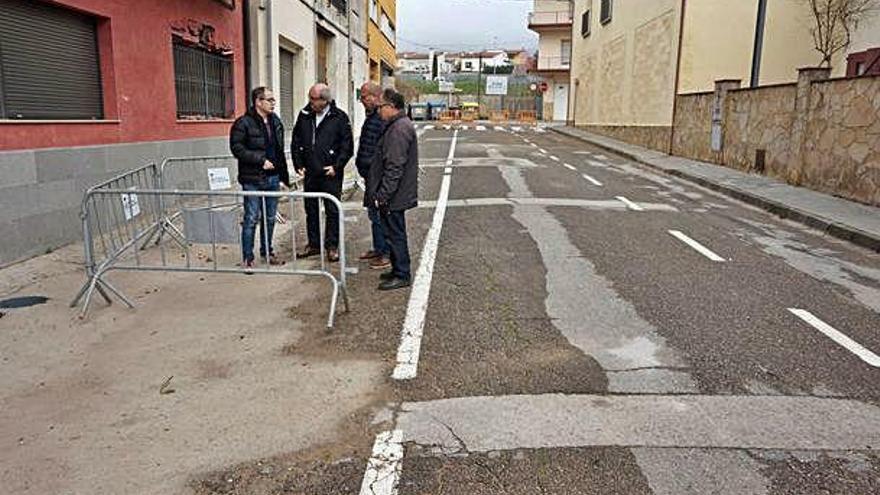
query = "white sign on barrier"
xmin=207 ymin=167 xmax=232 ymax=190
xmin=121 ymin=188 xmax=140 ymax=220
xmin=485 ymin=75 xmax=509 ymax=96
xmin=439 ymin=81 xmax=455 ymax=93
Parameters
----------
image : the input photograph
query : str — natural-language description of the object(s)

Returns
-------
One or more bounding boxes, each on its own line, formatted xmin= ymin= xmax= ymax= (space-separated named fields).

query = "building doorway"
xmin=553 ymin=82 xmax=568 ymax=121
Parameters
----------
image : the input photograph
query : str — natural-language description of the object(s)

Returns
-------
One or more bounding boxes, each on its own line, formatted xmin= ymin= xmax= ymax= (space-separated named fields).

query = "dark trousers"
xmin=380 ymin=209 xmax=411 ymax=280
xmin=304 ymin=178 xmax=342 ymax=249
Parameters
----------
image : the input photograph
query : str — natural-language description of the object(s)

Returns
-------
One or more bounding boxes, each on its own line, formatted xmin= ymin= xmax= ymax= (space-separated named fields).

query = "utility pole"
xmin=477 ymin=53 xmax=483 ymax=118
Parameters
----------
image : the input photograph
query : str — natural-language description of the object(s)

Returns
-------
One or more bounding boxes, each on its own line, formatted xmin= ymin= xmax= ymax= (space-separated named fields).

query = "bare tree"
xmin=804 ymin=0 xmax=880 ymax=67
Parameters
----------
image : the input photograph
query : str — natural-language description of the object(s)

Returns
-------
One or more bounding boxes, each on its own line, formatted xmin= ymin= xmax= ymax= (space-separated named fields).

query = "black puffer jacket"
xmin=290 ymin=101 xmax=354 ymax=182
xmin=366 ymin=113 xmax=419 ymax=211
xmin=355 ymin=109 xmax=385 ymax=178
xmin=229 ymin=108 xmax=290 ymax=186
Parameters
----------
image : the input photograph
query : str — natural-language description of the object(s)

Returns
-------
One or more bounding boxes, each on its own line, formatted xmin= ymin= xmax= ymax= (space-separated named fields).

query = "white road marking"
xmin=359 ymin=430 xmax=404 ymax=495
xmin=581 ymin=173 xmax=603 ymax=186
xmin=549 ymin=155 xmax=560 ymax=162
xmin=444 ymin=166 xmax=453 ymax=174
xmin=476 ymin=125 xmax=487 ymax=131
xmin=538 ymin=148 xmax=548 ymax=154
xmin=587 ymin=159 xmax=608 ymax=168
xmin=494 ymin=126 xmax=506 ymax=131
xmin=573 ymin=151 xmax=593 ymax=155
xmin=393 ymin=130 xmax=458 ymax=380
xmin=616 ymin=196 xmax=644 ymax=211
xmin=443 ymin=125 xmax=451 ymax=130
xmin=512 ymin=126 xmax=523 ymax=132
xmin=668 ymin=230 xmax=726 ymax=262
xmin=788 ymin=308 xmax=880 ymax=367
xmin=563 ymin=163 xmax=577 ymax=171
xmin=530 ymin=143 xmax=539 ymax=148
xmin=461 ymin=125 xmax=469 ymax=130
xmin=424 ymin=124 xmax=435 ymax=130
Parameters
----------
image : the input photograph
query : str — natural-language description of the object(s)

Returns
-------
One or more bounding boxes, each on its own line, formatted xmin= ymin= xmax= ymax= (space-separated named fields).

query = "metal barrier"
xmin=71 ymin=186 xmax=349 ymax=327
xmin=517 ymin=110 xmax=538 ymax=124
xmin=489 ymin=110 xmax=510 ymax=122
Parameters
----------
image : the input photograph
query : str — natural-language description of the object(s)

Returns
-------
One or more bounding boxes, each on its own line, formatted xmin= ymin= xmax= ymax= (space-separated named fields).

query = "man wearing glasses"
xmin=230 ymin=87 xmax=291 ymax=269
xmin=291 ymin=83 xmax=354 ymax=262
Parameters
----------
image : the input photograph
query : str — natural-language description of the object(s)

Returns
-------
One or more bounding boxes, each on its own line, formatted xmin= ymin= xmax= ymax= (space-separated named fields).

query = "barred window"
xmin=172 ymin=38 xmax=234 ymax=119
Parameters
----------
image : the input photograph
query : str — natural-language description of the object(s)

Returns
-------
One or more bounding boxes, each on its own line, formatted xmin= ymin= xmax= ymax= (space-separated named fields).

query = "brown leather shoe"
xmin=369 ymin=256 xmax=391 ymax=270
xmin=327 ymin=248 xmax=340 ymax=262
xmin=359 ymin=249 xmax=381 ymax=260
xmin=296 ymin=245 xmax=320 ymax=258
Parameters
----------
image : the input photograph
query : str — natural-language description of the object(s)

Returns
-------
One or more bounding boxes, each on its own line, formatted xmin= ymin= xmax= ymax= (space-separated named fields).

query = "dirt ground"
xmin=0 ymin=210 xmax=395 ymax=495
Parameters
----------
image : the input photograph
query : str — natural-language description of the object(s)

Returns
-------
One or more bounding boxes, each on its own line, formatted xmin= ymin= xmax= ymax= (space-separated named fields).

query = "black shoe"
xmin=378 ymin=277 xmax=411 ymax=291
xmin=379 ymin=270 xmax=396 ymax=281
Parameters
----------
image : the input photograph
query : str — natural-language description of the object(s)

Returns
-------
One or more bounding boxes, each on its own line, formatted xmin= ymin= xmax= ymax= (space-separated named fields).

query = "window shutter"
xmin=0 ymin=0 xmax=104 ymax=120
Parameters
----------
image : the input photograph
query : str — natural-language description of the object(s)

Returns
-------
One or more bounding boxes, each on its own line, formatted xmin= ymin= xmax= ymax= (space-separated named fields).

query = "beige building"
xmin=570 ymin=0 xmax=880 ymax=146
xmin=529 ymin=0 xmax=574 ymax=121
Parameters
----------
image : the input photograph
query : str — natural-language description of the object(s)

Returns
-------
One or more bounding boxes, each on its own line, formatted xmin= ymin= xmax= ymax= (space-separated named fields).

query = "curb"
xmin=551 ymin=127 xmax=880 ymax=252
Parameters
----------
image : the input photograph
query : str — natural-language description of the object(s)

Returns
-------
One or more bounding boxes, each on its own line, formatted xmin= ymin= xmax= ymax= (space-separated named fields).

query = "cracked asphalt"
xmin=194 ymin=125 xmax=880 ymax=494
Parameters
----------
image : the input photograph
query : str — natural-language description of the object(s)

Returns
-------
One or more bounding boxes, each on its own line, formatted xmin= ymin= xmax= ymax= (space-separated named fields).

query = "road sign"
xmin=439 ymin=81 xmax=455 ymax=93
xmin=529 ymin=83 xmax=538 ymax=91
xmin=485 ymin=75 xmax=509 ymax=96
xmin=540 ymin=81 xmax=549 ymax=92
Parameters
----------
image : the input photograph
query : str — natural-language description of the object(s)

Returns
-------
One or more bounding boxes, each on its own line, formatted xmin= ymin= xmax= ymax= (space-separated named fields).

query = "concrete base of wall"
xmin=0 ymin=136 xmax=230 ymax=267
xmin=576 ymin=125 xmax=672 ymax=153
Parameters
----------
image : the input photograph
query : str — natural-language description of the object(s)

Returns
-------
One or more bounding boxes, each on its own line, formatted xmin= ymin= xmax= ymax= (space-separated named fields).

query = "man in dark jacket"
xmin=229 ymin=87 xmax=291 ymax=268
xmin=356 ymin=81 xmax=390 ymax=270
xmin=291 ymin=83 xmax=354 ymax=262
xmin=367 ymin=88 xmax=419 ymax=291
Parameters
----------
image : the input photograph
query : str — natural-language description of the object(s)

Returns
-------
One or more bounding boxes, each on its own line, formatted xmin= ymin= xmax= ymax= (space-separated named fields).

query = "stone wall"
xmin=800 ymin=76 xmax=880 ymax=204
xmin=672 ymin=91 xmax=715 ymax=162
xmin=578 ymin=125 xmax=672 ymax=152
xmin=723 ymin=84 xmax=798 ymax=176
xmin=668 ymin=71 xmax=880 ymax=206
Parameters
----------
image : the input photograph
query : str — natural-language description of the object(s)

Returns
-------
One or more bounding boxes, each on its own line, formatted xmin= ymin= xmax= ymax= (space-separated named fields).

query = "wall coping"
xmin=811 ymin=72 xmax=880 ymax=85
xmin=676 ymin=90 xmax=714 ymax=97
xmin=729 ymin=82 xmax=797 ymax=93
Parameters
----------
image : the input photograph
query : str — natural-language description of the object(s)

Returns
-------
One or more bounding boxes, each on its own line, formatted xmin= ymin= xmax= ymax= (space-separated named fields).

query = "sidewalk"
xmin=552 ymin=126 xmax=880 ymax=252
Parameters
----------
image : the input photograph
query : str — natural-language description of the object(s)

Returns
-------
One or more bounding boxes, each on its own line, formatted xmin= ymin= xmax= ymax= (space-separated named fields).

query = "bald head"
xmin=359 ymin=81 xmax=382 ymax=112
xmin=308 ymin=83 xmax=331 ymax=113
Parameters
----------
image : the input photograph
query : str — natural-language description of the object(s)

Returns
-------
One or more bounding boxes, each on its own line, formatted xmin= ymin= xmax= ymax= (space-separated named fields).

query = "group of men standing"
xmin=229 ymin=82 xmax=418 ymax=291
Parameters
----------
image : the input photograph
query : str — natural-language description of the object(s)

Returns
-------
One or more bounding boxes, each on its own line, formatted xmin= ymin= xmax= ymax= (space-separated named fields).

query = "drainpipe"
xmin=750 ymin=0 xmax=768 ymax=87
xmin=264 ymin=0 xmax=274 ymax=89
xmin=347 ymin=0 xmax=355 ymax=119
xmin=243 ymin=0 xmax=252 ymax=99
xmin=668 ymin=0 xmax=686 ymax=155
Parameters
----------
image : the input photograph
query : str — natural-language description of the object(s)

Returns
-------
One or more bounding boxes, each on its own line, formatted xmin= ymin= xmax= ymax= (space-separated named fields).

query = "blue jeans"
xmin=368 ymin=205 xmax=390 ymax=256
xmin=380 ymin=209 xmax=411 ymax=280
xmin=241 ymin=175 xmax=280 ymax=262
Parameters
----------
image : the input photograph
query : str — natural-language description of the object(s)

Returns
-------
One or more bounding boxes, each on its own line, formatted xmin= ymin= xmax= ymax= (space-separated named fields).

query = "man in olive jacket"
xmin=366 ymin=88 xmax=419 ymax=290
xmin=229 ymin=87 xmax=291 ymax=268
xmin=291 ymin=83 xmax=354 ymax=262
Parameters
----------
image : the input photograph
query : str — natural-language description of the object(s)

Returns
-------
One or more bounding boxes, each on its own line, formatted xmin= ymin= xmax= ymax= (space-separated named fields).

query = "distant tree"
xmin=804 ymin=0 xmax=880 ymax=67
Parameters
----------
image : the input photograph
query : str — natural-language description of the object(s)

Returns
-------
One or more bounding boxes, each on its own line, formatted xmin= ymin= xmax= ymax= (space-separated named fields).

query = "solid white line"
xmin=788 ymin=309 xmax=880 ymax=367
xmin=444 ymin=167 xmax=453 ymax=174
xmin=549 ymin=155 xmax=560 ymax=162
xmin=581 ymin=173 xmax=603 ymax=186
xmin=393 ymin=130 xmax=458 ymax=380
xmin=616 ymin=196 xmax=644 ymax=211
xmin=563 ymin=163 xmax=577 ymax=171
xmin=359 ymin=430 xmax=404 ymax=495
xmin=668 ymin=230 xmax=726 ymax=262
xmin=538 ymin=148 xmax=548 ymax=154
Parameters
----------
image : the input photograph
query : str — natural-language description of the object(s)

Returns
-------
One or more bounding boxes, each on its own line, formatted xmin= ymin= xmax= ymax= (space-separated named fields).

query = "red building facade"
xmin=0 ymin=0 xmax=246 ymax=151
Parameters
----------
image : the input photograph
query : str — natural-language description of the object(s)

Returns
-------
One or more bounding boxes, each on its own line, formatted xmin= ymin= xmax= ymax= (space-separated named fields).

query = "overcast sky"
xmin=397 ymin=0 xmax=538 ymax=53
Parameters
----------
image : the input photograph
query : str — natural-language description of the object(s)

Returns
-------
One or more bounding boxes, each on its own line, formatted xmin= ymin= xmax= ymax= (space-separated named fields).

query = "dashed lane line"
xmin=668 ymin=230 xmax=726 ymax=262
xmin=788 ymin=308 xmax=880 ymax=367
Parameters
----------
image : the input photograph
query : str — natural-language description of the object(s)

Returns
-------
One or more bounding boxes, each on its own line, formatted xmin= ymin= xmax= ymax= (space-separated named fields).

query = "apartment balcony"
xmin=532 ymin=55 xmax=571 ymax=74
xmin=528 ymin=10 xmax=573 ymax=30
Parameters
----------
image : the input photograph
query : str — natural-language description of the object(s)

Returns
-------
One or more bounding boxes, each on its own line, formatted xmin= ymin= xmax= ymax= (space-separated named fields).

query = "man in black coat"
xmin=367 ymin=88 xmax=419 ymax=291
xmin=355 ymin=81 xmax=390 ymax=270
xmin=229 ymin=87 xmax=291 ymax=268
xmin=291 ymin=83 xmax=354 ymax=262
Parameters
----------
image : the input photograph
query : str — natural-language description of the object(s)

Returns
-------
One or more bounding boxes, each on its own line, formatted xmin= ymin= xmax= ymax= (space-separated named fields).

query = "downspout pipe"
xmin=347 ymin=0 xmax=355 ymax=119
xmin=668 ymin=0 xmax=686 ymax=154
xmin=750 ymin=0 xmax=768 ymax=87
xmin=265 ymin=0 xmax=273 ymax=90
xmin=243 ymin=0 xmax=252 ymax=98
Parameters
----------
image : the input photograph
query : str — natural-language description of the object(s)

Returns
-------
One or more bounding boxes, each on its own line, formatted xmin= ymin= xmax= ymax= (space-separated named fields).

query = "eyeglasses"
xmin=259 ymin=97 xmax=276 ymax=103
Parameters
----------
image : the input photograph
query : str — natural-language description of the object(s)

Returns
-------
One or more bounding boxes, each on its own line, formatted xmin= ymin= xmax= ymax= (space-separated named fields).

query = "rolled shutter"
xmin=0 ymin=0 xmax=104 ymax=120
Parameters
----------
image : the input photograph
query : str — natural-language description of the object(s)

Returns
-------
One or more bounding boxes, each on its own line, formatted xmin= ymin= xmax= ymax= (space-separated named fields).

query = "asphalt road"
xmin=195 ymin=123 xmax=880 ymax=495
